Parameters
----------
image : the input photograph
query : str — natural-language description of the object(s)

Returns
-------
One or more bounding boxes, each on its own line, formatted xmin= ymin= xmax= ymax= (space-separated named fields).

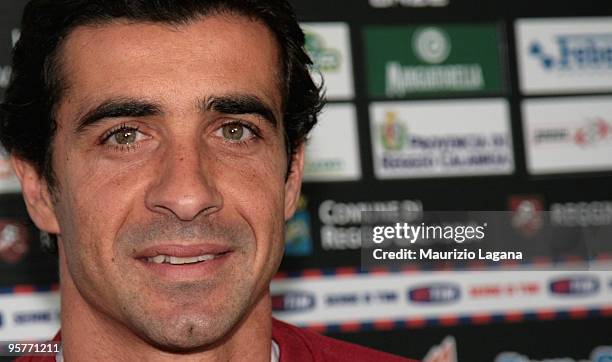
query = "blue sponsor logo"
xmin=529 ymin=34 xmax=612 ymax=71
xmin=592 ymin=347 xmax=612 ymax=362
xmin=271 ymin=291 xmax=315 ymax=312
xmin=326 ymin=290 xmax=397 ymax=306
xmin=496 ymin=346 xmax=612 ymax=362
xmin=549 ymin=275 xmax=600 ymax=296
xmin=408 ymin=283 xmax=460 ymax=304
xmin=284 ymin=197 xmax=313 ymax=257
xmin=284 ymin=211 xmax=313 ymax=257
xmin=13 ymin=310 xmax=55 ymax=325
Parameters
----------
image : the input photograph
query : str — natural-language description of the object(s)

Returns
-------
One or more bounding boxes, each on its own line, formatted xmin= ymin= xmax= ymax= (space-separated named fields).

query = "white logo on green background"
xmin=412 ymin=27 xmax=451 ymax=64
xmin=364 ymin=23 xmax=504 ymax=97
xmin=385 ymin=27 xmax=483 ymax=96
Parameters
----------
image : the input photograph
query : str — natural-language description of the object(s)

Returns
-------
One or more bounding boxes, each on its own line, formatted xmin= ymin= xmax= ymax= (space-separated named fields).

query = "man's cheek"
xmin=59 ymin=194 xmax=115 ymax=265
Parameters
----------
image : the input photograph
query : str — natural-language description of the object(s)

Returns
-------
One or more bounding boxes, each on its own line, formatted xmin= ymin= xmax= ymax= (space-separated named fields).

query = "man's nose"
xmin=145 ymin=145 xmax=222 ymax=221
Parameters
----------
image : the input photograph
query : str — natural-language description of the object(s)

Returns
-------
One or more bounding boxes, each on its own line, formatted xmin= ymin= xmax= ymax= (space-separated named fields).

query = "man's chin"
xmin=131 ymin=312 xmax=240 ymax=353
xmin=118 ymin=291 xmax=252 ymax=353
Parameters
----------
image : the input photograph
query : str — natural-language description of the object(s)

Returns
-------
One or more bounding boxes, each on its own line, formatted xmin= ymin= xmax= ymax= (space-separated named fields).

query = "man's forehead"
xmin=56 ymin=14 xmax=284 ymax=120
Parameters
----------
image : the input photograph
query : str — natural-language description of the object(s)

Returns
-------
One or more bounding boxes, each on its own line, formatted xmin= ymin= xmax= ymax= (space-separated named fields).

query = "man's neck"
xmin=59 ymin=259 xmax=273 ymax=361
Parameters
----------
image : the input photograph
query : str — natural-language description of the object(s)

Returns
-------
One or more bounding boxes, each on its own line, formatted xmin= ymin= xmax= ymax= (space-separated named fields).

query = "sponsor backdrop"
xmin=1 ymin=0 xmax=611 ymax=361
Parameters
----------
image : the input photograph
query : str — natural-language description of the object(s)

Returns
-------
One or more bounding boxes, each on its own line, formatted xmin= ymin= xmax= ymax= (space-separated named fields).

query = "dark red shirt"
xmin=271 ymin=319 xmax=417 ymax=362
xmin=15 ymin=319 xmax=417 ymax=361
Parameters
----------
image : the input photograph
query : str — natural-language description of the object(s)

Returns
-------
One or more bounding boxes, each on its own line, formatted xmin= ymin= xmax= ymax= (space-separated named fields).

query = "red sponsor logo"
xmin=469 ymin=282 xmax=540 ymax=299
xmin=508 ymin=195 xmax=544 ymax=237
xmin=0 ymin=220 xmax=29 ymax=263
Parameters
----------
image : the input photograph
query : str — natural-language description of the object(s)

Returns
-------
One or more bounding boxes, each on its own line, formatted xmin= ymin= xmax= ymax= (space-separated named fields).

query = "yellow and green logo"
xmin=380 ymin=111 xmax=407 ymax=151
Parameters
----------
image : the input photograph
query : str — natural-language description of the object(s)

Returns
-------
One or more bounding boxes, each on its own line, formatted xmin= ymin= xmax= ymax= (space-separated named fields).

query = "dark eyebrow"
xmin=75 ymin=98 xmax=162 ymax=133
xmin=202 ymin=94 xmax=278 ymax=128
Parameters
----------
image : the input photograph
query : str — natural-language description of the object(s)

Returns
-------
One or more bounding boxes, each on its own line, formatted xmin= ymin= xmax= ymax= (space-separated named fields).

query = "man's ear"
xmin=11 ymin=155 xmax=60 ymax=234
xmin=284 ymin=143 xmax=305 ymax=221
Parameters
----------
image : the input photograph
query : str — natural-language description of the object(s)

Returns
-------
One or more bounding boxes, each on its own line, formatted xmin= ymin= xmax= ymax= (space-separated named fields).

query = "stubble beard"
xmin=121 ymin=270 xmax=257 ymax=352
xmin=72 ymin=214 xmax=263 ymax=352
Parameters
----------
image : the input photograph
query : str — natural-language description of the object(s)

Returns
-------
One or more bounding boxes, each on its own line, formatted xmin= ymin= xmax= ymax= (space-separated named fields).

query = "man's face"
xmin=32 ymin=15 xmax=302 ymax=349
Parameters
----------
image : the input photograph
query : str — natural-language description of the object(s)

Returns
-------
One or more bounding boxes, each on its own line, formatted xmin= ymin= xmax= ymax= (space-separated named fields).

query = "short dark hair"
xmin=0 ymin=0 xmax=324 ymax=187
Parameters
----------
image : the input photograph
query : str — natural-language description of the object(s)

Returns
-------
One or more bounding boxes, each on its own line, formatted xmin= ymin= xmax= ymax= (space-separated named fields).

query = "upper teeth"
xmin=147 ymin=254 xmax=216 ymax=265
